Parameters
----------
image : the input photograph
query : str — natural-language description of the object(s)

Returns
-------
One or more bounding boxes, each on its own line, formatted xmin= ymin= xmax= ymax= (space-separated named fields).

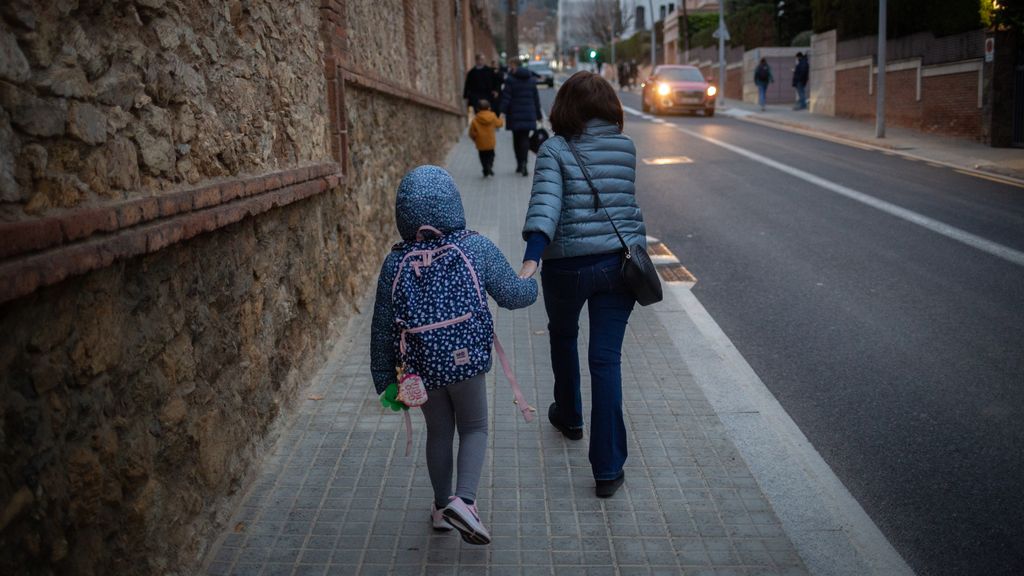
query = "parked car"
xmin=527 ymin=61 xmax=555 ymax=87
xmin=641 ymin=65 xmax=717 ymax=116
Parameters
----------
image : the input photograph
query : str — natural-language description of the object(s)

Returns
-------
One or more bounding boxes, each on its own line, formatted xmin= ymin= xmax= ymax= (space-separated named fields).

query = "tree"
xmin=519 ymin=3 xmax=556 ymax=58
xmin=582 ymin=0 xmax=633 ymax=47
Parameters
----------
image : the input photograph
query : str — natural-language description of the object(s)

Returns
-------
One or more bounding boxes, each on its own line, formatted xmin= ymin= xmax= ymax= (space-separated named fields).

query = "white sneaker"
xmin=431 ymin=502 xmax=452 ymax=531
xmin=442 ymin=496 xmax=490 ymax=545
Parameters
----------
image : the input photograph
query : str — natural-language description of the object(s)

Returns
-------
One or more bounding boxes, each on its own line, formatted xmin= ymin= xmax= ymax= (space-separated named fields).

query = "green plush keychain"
xmin=379 ymin=382 xmax=408 ymax=412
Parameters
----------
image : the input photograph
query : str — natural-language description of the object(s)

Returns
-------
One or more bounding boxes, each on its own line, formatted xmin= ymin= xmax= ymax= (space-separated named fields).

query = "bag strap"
xmin=494 ymin=332 xmax=536 ymax=423
xmin=564 ymin=140 xmax=630 ymax=254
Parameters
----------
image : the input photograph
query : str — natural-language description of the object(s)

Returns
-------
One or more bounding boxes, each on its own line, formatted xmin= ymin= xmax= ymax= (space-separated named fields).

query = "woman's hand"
xmin=518 ymin=260 xmax=538 ymax=279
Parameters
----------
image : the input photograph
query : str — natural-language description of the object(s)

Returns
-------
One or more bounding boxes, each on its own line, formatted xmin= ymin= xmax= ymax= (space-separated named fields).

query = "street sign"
xmin=985 ymin=37 xmax=995 ymax=63
xmin=712 ymin=24 xmax=730 ymax=42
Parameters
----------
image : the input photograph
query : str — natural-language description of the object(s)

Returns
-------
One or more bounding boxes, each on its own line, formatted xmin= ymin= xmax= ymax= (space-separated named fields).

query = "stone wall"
xmin=0 ymin=1 xmax=468 ymax=574
xmin=0 ymin=0 xmax=328 ymax=217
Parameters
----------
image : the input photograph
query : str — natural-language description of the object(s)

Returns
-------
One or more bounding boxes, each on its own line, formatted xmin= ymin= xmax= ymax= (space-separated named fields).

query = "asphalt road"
xmin=536 ymin=86 xmax=1024 ymax=576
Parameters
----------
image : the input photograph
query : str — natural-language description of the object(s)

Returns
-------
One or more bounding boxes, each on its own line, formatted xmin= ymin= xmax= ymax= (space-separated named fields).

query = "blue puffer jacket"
xmin=370 ymin=166 xmax=538 ymax=393
xmin=499 ymin=66 xmax=542 ymax=131
xmin=522 ymin=120 xmax=646 ymax=259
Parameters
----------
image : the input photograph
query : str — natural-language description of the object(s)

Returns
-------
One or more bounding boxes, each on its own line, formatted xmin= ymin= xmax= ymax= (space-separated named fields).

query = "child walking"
xmin=370 ymin=166 xmax=537 ymax=545
xmin=468 ymin=99 xmax=503 ymax=177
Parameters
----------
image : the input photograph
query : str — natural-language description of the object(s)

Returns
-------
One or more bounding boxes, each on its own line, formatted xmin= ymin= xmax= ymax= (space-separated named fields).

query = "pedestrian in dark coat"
xmin=463 ymin=53 xmax=496 ymax=113
xmin=498 ymin=60 xmax=543 ymax=176
xmin=792 ymin=52 xmax=809 ymax=110
xmin=754 ymin=58 xmax=773 ymax=111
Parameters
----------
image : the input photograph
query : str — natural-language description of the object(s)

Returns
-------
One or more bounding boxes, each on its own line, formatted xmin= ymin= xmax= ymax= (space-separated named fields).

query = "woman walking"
xmin=498 ymin=59 xmax=543 ymax=176
xmin=517 ymin=72 xmax=646 ymax=498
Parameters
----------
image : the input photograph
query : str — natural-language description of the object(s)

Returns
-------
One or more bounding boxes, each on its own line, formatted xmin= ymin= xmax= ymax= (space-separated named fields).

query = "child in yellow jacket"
xmin=468 ymin=100 xmax=503 ymax=177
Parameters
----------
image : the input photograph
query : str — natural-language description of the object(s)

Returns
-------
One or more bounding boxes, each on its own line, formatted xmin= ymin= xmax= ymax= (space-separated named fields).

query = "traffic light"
xmin=589 ymin=49 xmax=597 ymax=59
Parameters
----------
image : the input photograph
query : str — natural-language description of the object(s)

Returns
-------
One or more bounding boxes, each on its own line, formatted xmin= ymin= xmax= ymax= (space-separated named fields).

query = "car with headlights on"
xmin=641 ymin=65 xmax=717 ymax=116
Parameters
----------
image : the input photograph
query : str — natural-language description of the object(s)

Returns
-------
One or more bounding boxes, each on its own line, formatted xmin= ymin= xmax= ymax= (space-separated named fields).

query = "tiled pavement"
xmin=202 ymin=131 xmax=809 ymax=576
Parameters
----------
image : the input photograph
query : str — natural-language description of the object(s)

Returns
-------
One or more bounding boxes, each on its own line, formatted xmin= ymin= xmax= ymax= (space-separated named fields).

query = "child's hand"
xmin=379 ymin=383 xmax=408 ymax=411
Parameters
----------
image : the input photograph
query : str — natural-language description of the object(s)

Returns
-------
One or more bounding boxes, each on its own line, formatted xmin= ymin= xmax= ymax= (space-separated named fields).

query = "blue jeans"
xmin=795 ymin=83 xmax=807 ymax=109
xmin=757 ymin=83 xmax=768 ymax=108
xmin=541 ymin=254 xmax=635 ymax=480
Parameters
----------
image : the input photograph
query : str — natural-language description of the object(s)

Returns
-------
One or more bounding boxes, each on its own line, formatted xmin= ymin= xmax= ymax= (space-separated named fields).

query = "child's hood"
xmin=395 ymin=165 xmax=466 ymax=242
xmin=475 ymin=110 xmax=499 ymax=126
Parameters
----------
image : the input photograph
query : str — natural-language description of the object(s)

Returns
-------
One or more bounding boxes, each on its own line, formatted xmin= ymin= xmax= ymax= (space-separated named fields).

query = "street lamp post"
xmin=875 ymin=0 xmax=887 ymax=138
xmin=718 ymin=0 xmax=726 ymax=102
xmin=648 ymin=0 xmax=657 ymax=70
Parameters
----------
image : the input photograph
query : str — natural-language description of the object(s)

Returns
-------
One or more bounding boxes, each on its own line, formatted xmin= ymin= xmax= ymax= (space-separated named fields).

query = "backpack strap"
xmin=404 ymin=410 xmax=414 ymax=457
xmin=494 ymin=333 xmax=536 ymax=422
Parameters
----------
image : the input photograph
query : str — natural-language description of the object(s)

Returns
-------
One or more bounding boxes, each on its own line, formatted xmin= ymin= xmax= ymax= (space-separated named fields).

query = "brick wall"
xmin=0 ymin=1 xmax=470 ymax=574
xmin=836 ymin=66 xmax=872 ymax=119
xmin=923 ymin=72 xmax=984 ymax=138
xmin=835 ymin=63 xmax=983 ymax=139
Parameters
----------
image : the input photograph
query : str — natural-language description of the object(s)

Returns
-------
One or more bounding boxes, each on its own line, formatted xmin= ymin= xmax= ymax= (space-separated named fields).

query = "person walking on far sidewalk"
xmin=370 ymin=166 xmax=537 ymax=545
xmin=499 ymin=59 xmax=543 ymax=176
xmin=463 ymin=53 xmax=497 ymax=113
xmin=754 ymin=58 xmax=773 ymax=111
xmin=792 ymin=52 xmax=809 ymax=110
xmin=517 ymin=71 xmax=647 ymax=499
xmin=469 ymin=100 xmax=503 ymax=177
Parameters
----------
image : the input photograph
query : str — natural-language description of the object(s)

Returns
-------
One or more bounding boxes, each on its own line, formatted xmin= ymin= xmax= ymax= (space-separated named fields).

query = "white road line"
xmin=622 ymin=106 xmax=1024 ymax=268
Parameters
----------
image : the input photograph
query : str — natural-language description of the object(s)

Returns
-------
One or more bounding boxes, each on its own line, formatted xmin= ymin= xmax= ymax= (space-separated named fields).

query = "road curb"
xmin=653 ymin=284 xmax=917 ymax=576
xmin=719 ymin=108 xmax=1024 ymax=188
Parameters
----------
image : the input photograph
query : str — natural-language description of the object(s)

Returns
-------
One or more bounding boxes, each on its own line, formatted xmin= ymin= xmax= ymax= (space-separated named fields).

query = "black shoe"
xmin=548 ymin=402 xmax=583 ymax=440
xmin=595 ymin=472 xmax=625 ymax=498
xmin=520 ymin=167 xmax=529 ymax=177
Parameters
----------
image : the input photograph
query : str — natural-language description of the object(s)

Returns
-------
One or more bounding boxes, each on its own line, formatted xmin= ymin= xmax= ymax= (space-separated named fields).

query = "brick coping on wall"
xmin=340 ymin=62 xmax=464 ymax=117
xmin=0 ymin=163 xmax=342 ymax=305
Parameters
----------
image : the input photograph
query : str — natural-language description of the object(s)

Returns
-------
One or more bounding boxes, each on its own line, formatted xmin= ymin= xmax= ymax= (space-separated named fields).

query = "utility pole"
xmin=646 ymin=0 xmax=657 ymax=70
xmin=681 ymin=0 xmax=689 ymax=64
xmin=718 ymin=0 xmax=726 ymax=101
xmin=875 ymin=0 xmax=887 ymax=138
xmin=507 ymin=0 xmax=518 ymax=64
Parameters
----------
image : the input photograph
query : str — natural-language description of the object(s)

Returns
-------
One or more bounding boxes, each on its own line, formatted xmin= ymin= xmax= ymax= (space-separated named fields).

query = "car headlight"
xmin=657 ymin=83 xmax=671 ymax=96
xmin=706 ymin=86 xmax=718 ymax=97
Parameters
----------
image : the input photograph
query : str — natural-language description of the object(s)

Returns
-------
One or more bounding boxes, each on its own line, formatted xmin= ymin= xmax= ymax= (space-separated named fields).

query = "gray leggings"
xmin=420 ymin=372 xmax=488 ymax=508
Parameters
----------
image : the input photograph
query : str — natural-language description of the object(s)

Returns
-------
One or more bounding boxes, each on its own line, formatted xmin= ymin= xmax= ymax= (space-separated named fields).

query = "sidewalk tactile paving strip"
xmin=201 ymin=132 xmax=808 ymax=576
xmin=657 ymin=263 xmax=698 ymax=285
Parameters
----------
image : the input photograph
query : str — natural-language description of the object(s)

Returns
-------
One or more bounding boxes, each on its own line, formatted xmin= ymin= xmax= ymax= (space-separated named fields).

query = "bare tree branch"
xmin=581 ymin=0 xmax=633 ymax=46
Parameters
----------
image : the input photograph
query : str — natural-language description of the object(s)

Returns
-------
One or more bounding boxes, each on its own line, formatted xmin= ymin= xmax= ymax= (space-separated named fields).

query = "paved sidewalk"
xmin=718 ymin=98 xmax=1024 ymax=182
xmin=201 ymin=131 xmax=809 ymax=576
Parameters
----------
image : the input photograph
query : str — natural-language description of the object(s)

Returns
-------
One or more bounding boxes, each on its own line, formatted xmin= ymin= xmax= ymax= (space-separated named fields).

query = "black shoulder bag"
xmin=566 ymin=140 xmax=663 ymax=306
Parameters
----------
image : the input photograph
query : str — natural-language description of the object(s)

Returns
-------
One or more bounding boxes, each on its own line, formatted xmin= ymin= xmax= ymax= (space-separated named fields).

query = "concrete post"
xmin=875 ymin=0 xmax=887 ymax=138
xmin=718 ymin=1 xmax=726 ymax=102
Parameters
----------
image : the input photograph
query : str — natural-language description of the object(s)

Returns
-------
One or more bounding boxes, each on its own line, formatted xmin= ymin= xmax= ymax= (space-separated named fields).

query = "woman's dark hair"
xmin=549 ymin=71 xmax=624 ymax=138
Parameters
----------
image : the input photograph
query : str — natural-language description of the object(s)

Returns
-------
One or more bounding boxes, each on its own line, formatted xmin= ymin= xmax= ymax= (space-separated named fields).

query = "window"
xmin=656 ymin=67 xmax=706 ymax=82
xmin=636 ymin=6 xmax=645 ymax=30
xmin=660 ymin=5 xmax=666 ymax=21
